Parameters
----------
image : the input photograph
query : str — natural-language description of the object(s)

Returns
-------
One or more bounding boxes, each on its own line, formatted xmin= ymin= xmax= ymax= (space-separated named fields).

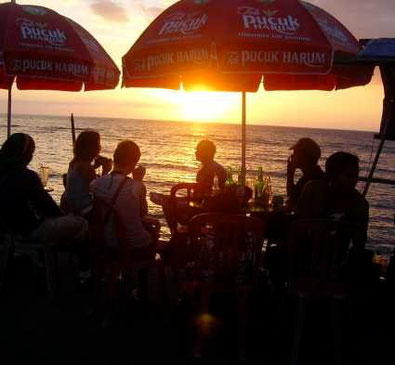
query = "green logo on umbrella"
xmin=22 ymin=6 xmax=47 ymax=16
xmin=258 ymin=0 xmax=276 ymax=4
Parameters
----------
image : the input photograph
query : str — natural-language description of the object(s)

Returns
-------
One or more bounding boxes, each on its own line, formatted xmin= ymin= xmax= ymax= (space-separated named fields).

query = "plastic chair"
xmin=286 ymin=219 xmax=350 ymax=365
xmin=187 ymin=213 xmax=265 ymax=360
xmin=167 ymin=183 xmax=206 ymax=235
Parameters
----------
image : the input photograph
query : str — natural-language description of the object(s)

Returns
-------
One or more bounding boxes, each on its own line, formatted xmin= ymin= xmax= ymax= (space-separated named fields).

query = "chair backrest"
xmin=188 ymin=213 xmax=265 ymax=285
xmin=168 ymin=183 xmax=205 ymax=234
xmin=287 ymin=219 xmax=349 ymax=283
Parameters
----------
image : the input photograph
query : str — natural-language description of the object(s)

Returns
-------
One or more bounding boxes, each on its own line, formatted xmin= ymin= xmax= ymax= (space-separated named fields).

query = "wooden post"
xmin=7 ymin=77 xmax=12 ymax=138
xmin=70 ymin=113 xmax=76 ymax=146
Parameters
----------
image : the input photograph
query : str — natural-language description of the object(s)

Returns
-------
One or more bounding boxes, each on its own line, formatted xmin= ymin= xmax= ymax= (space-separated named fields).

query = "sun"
xmin=177 ymin=88 xmax=235 ymax=122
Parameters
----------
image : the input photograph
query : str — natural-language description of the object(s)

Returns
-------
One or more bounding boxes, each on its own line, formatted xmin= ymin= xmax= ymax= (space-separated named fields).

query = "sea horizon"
xmin=1 ymin=112 xmax=381 ymax=134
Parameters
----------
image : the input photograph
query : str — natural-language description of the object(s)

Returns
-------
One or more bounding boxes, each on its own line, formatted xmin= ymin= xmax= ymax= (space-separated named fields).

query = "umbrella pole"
xmin=7 ymin=78 xmax=12 ymax=138
xmin=241 ymin=91 xmax=246 ymax=185
xmin=71 ymin=113 xmax=76 ymax=146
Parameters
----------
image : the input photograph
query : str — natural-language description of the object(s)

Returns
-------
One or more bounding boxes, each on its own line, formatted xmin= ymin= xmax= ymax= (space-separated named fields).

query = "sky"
xmin=2 ymin=0 xmax=395 ymax=131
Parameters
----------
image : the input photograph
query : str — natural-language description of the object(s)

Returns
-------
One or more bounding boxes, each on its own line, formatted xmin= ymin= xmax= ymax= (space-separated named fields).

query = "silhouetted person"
xmin=297 ymin=151 xmax=369 ymax=252
xmin=286 ymin=138 xmax=324 ymax=209
xmin=150 ymin=139 xmax=226 ymax=205
xmin=91 ymin=140 xmax=159 ymax=253
xmin=0 ymin=133 xmax=86 ymax=246
xmin=195 ymin=139 xmax=226 ymax=190
xmin=63 ymin=130 xmax=112 ymax=215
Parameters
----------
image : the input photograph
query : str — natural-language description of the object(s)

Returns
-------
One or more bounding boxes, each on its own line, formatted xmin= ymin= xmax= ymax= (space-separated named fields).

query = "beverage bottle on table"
xmin=225 ymin=166 xmax=235 ymax=188
xmin=263 ymin=175 xmax=272 ymax=207
xmin=254 ymin=166 xmax=265 ymax=205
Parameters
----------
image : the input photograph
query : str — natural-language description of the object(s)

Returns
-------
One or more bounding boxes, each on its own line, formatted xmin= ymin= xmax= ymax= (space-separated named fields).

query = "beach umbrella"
xmin=122 ymin=0 xmax=373 ymax=182
xmin=0 ymin=1 xmax=120 ymax=137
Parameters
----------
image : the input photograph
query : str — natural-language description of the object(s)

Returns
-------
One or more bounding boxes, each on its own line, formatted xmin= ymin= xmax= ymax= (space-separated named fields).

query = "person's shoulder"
xmin=90 ymin=174 xmax=108 ymax=189
xmin=300 ymin=178 xmax=327 ymax=198
xmin=72 ymin=160 xmax=95 ymax=179
xmin=351 ymin=188 xmax=369 ymax=209
xmin=314 ymin=165 xmax=325 ymax=178
xmin=213 ymin=161 xmax=226 ymax=173
xmin=128 ymin=178 xmax=144 ymax=191
xmin=305 ymin=178 xmax=326 ymax=190
xmin=24 ymin=167 xmax=41 ymax=182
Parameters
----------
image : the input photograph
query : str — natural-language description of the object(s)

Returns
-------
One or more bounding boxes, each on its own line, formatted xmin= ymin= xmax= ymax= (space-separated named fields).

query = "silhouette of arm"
xmin=27 ymin=170 xmax=62 ymax=218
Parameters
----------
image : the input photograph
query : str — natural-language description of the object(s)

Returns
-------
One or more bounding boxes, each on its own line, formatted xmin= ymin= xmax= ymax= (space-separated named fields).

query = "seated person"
xmin=0 ymin=133 xmax=86 ymax=247
xmin=286 ymin=138 xmax=324 ymax=209
xmin=195 ymin=139 xmax=226 ymax=192
xmin=90 ymin=140 xmax=159 ymax=255
xmin=63 ymin=130 xmax=112 ymax=215
xmin=150 ymin=139 xmax=226 ymax=206
xmin=297 ymin=151 xmax=369 ymax=254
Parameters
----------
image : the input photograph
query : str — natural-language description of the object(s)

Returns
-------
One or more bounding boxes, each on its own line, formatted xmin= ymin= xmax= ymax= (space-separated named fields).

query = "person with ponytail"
xmin=63 ymin=130 xmax=112 ymax=215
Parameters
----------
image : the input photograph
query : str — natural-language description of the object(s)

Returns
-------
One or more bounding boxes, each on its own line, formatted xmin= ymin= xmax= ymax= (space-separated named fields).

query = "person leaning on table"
xmin=0 ymin=133 xmax=87 ymax=246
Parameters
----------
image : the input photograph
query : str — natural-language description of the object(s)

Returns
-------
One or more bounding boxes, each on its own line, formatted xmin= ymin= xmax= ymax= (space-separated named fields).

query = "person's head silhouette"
xmin=0 ymin=133 xmax=35 ymax=174
xmin=113 ymin=140 xmax=141 ymax=175
xmin=74 ymin=130 xmax=101 ymax=162
xmin=290 ymin=137 xmax=321 ymax=171
xmin=325 ymin=151 xmax=359 ymax=193
xmin=195 ymin=139 xmax=216 ymax=165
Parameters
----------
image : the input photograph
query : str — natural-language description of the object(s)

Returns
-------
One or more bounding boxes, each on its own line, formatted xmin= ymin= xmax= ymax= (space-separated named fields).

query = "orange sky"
xmin=1 ymin=0 xmax=393 ymax=131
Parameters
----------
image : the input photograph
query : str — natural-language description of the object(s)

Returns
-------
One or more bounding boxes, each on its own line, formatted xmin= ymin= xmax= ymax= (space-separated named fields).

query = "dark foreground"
xmin=1 ymin=254 xmax=395 ymax=365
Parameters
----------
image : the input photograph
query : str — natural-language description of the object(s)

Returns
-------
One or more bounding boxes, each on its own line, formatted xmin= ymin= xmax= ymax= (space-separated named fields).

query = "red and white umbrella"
xmin=0 ymin=1 xmax=120 ymax=136
xmin=123 ymin=0 xmax=373 ymax=178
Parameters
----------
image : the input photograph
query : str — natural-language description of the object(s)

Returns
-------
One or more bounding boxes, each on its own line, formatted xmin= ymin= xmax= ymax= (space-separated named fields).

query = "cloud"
xmin=133 ymin=0 xmax=177 ymax=20
xmin=310 ymin=0 xmax=395 ymax=38
xmin=90 ymin=0 xmax=129 ymax=22
xmin=140 ymin=6 xmax=164 ymax=19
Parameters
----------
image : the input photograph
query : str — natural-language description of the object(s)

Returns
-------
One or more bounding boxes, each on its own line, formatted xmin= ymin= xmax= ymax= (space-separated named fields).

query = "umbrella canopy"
xmin=0 ymin=2 xmax=120 ymax=136
xmin=357 ymin=39 xmax=395 ymax=141
xmin=122 ymin=0 xmax=373 ymax=178
xmin=350 ymin=38 xmax=395 ymax=196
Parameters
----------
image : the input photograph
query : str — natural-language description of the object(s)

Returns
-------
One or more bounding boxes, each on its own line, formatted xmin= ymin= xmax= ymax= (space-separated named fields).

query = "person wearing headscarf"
xmin=0 ymin=133 xmax=86 ymax=246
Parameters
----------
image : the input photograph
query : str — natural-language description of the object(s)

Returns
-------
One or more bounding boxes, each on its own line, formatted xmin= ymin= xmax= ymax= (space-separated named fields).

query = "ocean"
xmin=2 ymin=114 xmax=395 ymax=255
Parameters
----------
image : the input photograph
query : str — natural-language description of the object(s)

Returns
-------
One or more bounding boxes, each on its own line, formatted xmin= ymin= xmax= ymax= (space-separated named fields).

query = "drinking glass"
xmin=246 ymin=177 xmax=255 ymax=203
xmin=39 ymin=166 xmax=50 ymax=187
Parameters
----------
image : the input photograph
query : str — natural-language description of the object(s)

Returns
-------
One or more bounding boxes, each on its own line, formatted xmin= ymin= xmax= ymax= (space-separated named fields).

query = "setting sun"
xmin=177 ymin=89 xmax=236 ymax=122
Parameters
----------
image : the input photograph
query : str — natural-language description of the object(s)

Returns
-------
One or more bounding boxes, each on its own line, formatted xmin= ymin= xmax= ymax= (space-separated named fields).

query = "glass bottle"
xmin=225 ymin=166 xmax=235 ymax=188
xmin=254 ymin=166 xmax=265 ymax=203
xmin=263 ymin=175 xmax=272 ymax=207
